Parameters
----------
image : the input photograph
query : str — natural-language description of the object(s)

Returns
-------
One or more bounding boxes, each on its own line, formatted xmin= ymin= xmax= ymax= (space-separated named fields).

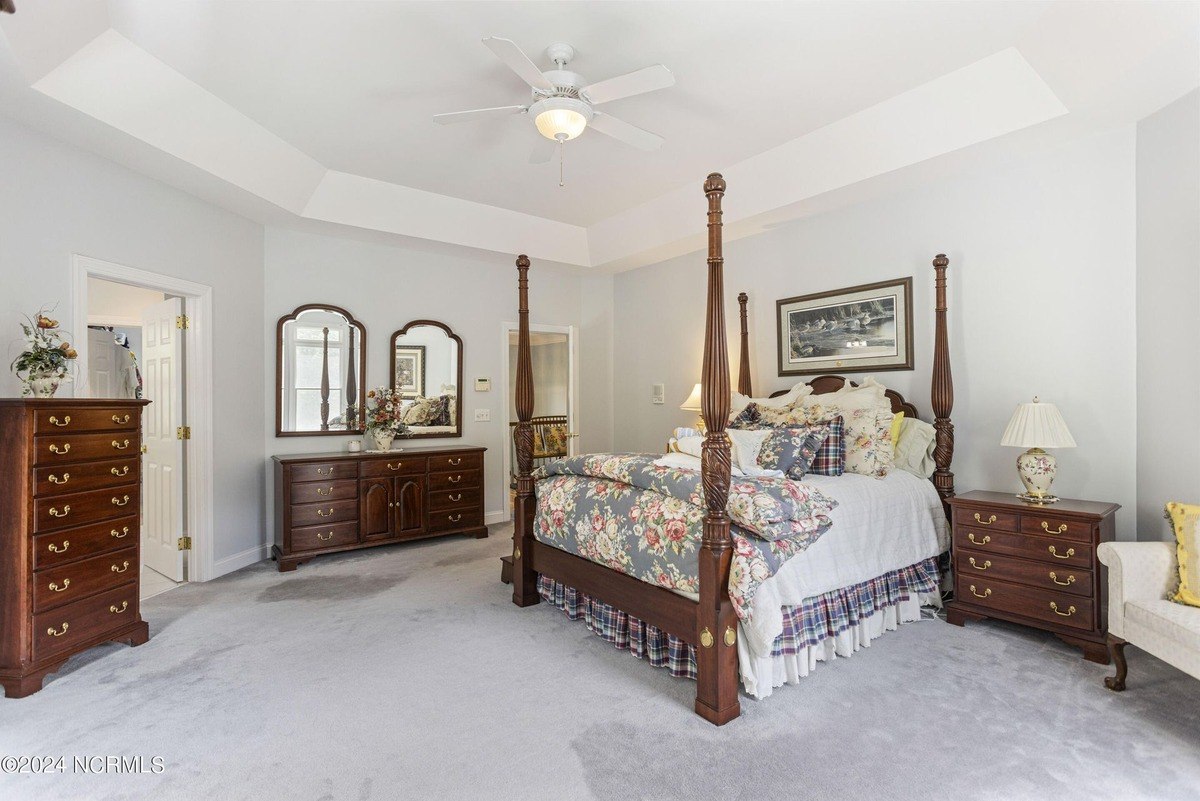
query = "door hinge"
xmin=176 ymin=315 xmax=190 ymax=330
xmin=177 ymin=536 xmax=192 ymax=550
xmin=176 ymin=426 xmax=191 ymax=440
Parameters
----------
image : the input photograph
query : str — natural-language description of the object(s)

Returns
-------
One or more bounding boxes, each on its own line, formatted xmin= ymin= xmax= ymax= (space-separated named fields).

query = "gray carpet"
xmin=2 ymin=523 xmax=1197 ymax=801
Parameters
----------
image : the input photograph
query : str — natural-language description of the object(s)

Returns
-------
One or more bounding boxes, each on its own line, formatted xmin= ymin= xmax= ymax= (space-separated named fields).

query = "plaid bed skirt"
xmin=536 ymin=557 xmax=940 ymax=681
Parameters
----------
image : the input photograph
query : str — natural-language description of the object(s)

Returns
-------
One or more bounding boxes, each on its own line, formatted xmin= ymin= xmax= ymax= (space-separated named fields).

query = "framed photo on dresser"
xmin=776 ymin=276 xmax=913 ymax=376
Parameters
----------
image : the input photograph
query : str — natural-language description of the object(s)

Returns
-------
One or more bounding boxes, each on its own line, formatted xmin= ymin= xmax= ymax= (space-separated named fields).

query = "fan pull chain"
xmin=559 ymin=139 xmax=565 ymax=188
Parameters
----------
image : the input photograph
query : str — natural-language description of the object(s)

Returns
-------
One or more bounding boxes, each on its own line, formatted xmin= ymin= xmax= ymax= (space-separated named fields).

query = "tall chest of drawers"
xmin=946 ymin=490 xmax=1119 ymax=663
xmin=0 ymin=399 xmax=151 ymax=698
xmin=272 ymin=445 xmax=488 ymax=572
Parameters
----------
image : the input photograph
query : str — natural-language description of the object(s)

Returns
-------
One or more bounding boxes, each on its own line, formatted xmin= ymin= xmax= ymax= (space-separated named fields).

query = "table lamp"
xmin=680 ymin=383 xmax=704 ymax=431
xmin=1000 ymin=397 xmax=1076 ymax=504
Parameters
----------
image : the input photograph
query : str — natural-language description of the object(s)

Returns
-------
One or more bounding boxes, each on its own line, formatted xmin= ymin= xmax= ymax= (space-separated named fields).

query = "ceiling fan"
xmin=435 ymin=37 xmax=675 ymax=165
xmin=1 ymin=1 xmax=15 ymax=14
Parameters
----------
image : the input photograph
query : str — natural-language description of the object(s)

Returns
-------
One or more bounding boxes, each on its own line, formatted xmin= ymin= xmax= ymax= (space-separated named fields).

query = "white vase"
xmin=25 ymin=374 xmax=62 ymax=398
xmin=371 ymin=430 xmax=395 ymax=452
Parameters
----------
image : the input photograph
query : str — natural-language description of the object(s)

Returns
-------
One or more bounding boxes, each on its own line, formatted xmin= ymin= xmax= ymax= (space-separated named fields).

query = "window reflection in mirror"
xmin=277 ymin=305 xmax=366 ymax=436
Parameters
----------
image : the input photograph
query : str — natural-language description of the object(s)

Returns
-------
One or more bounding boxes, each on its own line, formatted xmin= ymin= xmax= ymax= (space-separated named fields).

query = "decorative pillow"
xmin=401 ymin=396 xmax=441 ymax=426
xmin=893 ymin=417 xmax=937 ymax=478
xmin=1167 ymin=502 xmax=1200 ymax=608
xmin=831 ymin=376 xmax=890 ymax=405
xmin=889 ymin=412 xmax=905 ymax=453
xmin=430 ymin=395 xmax=453 ymax=427
xmin=758 ymin=424 xmax=831 ymax=480
xmin=672 ymin=429 xmax=772 ymax=474
xmin=758 ymin=396 xmax=893 ymax=477
xmin=729 ymin=383 xmax=812 ymax=420
xmin=807 ymin=416 xmax=846 ymax=476
xmin=729 ymin=402 xmax=772 ymax=431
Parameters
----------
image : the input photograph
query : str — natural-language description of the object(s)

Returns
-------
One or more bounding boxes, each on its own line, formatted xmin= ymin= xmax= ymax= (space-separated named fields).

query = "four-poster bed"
xmin=510 ymin=173 xmax=955 ymax=724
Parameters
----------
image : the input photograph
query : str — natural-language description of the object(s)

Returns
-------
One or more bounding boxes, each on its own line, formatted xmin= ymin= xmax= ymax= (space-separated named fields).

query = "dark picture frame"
xmin=393 ymin=345 xmax=426 ymax=399
xmin=776 ymin=277 xmax=914 ymax=376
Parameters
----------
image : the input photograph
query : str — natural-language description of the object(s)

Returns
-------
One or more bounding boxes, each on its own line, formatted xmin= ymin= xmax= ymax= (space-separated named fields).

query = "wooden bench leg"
xmin=1104 ymin=634 xmax=1128 ymax=691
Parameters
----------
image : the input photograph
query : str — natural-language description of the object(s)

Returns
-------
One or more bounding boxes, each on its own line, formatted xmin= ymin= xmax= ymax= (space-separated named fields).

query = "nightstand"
xmin=945 ymin=490 xmax=1119 ymax=663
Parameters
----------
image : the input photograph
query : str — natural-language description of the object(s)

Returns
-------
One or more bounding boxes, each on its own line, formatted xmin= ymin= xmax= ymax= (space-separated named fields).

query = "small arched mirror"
xmin=391 ymin=320 xmax=463 ymax=439
xmin=276 ymin=305 xmax=366 ymax=436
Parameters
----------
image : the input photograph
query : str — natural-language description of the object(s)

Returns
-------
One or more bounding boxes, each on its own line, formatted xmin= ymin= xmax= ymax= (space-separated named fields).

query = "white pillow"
xmin=830 ymin=375 xmax=890 ymax=408
xmin=672 ymin=429 xmax=771 ymax=473
xmin=730 ymin=383 xmax=813 ymax=419
xmin=894 ymin=417 xmax=937 ymax=478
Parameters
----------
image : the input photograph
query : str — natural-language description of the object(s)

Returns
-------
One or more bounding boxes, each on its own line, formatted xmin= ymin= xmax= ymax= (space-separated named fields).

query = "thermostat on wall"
xmin=651 ymin=383 xmax=665 ymax=405
xmin=475 ymin=378 xmax=491 ymax=392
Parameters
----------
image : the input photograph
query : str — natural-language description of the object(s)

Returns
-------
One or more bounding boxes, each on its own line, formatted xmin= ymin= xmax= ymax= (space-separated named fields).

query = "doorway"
xmin=71 ymin=255 xmax=216 ymax=588
xmin=501 ymin=323 xmax=578 ymax=517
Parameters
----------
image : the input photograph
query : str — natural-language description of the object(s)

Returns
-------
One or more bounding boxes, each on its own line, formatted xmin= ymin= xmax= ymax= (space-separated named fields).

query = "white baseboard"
xmin=485 ymin=509 xmax=510 ymax=526
xmin=210 ymin=544 xmax=271 ymax=579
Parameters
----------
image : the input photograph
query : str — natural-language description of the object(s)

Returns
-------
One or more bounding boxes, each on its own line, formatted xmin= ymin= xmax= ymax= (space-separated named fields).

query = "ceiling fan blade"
xmin=529 ymin=138 xmax=556 ymax=164
xmin=582 ymin=65 xmax=674 ymax=105
xmin=589 ymin=112 xmax=664 ymax=151
xmin=482 ymin=37 xmax=554 ymax=91
xmin=434 ymin=105 xmax=527 ymax=125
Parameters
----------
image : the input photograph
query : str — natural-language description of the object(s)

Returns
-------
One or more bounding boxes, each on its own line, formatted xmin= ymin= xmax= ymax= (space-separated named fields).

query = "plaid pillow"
xmin=807 ymin=416 xmax=845 ymax=476
xmin=758 ymin=424 xmax=831 ymax=480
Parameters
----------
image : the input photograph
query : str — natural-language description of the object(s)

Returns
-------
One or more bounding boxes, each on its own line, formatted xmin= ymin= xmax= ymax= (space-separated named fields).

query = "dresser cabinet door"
xmin=359 ymin=478 xmax=394 ymax=541
xmin=393 ymin=476 xmax=425 ymax=538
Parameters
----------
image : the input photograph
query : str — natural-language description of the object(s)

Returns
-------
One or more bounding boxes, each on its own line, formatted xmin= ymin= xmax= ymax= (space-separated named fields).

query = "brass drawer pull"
xmin=111 ymin=495 xmax=131 ymax=507
xmin=1048 ymin=546 xmax=1075 ymax=560
xmin=448 ymin=475 xmax=463 ymax=484
xmin=111 ymin=561 xmax=130 ymax=574
xmin=111 ymin=466 xmax=130 ymax=477
xmin=49 ymin=415 xmax=71 ymax=427
xmin=111 ymin=414 xmax=131 ymax=424
xmin=316 ymin=508 xmax=335 ymax=518
xmin=111 ymin=526 xmax=130 ymax=538
xmin=49 ymin=505 xmax=70 ymax=518
xmin=1050 ymin=602 xmax=1076 ymax=617
xmin=112 ymin=439 xmax=131 ymax=450
xmin=968 ymin=533 xmax=990 ymax=546
xmin=48 ymin=541 xmax=69 ymax=553
xmin=448 ymin=457 xmax=462 ymax=466
xmin=316 ymin=486 xmax=334 ymax=496
xmin=974 ymin=513 xmax=997 ymax=525
xmin=969 ymin=585 xmax=992 ymax=599
xmin=1049 ymin=572 xmax=1075 ymax=586
xmin=47 ymin=623 xmax=69 ymax=637
xmin=387 ymin=462 xmax=403 ymax=471
xmin=316 ymin=467 xmax=333 ymax=476
xmin=48 ymin=443 xmax=70 ymax=454
xmin=110 ymin=601 xmax=129 ymax=614
xmin=449 ymin=513 xmax=463 ymax=522
xmin=1041 ymin=521 xmax=1068 ymax=534
xmin=448 ymin=493 xmax=462 ymax=502
xmin=49 ymin=579 xmax=70 ymax=593
xmin=49 ymin=473 xmax=69 ymax=485
xmin=968 ymin=557 xmax=991 ymax=571
xmin=317 ymin=531 xmax=334 ymax=541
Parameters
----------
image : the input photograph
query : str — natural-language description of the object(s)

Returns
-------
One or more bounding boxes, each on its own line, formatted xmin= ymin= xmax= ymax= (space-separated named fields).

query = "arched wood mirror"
xmin=276 ymin=304 xmax=367 ymax=436
xmin=390 ymin=320 xmax=463 ymax=439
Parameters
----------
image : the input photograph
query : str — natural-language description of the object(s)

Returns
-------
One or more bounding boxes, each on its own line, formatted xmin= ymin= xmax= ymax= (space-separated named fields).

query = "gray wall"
xmin=1136 ymin=90 xmax=1200 ymax=540
xmin=613 ymin=128 xmax=1140 ymax=538
xmin=0 ymin=116 xmax=267 ymax=567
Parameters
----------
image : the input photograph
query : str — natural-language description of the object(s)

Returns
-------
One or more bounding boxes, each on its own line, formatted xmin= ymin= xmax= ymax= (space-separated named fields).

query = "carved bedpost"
xmin=511 ymin=255 xmax=540 ymax=607
xmin=931 ymin=254 xmax=955 ymax=508
xmin=737 ymin=292 xmax=752 ymax=397
xmin=319 ymin=326 xmax=331 ymax=431
xmin=695 ymin=173 xmax=740 ymax=726
xmin=345 ymin=326 xmax=358 ymax=429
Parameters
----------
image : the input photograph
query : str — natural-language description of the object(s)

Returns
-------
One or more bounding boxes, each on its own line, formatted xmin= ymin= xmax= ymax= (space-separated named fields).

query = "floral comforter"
xmin=531 ymin=454 xmax=837 ymax=623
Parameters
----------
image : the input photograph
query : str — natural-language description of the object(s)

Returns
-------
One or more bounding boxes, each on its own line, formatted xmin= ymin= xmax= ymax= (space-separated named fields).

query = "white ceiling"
xmin=1 ymin=0 xmax=1197 ymax=269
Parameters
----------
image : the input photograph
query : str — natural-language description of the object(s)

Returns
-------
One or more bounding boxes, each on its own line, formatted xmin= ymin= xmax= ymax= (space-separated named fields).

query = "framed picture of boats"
xmin=776 ymin=277 xmax=913 ymax=376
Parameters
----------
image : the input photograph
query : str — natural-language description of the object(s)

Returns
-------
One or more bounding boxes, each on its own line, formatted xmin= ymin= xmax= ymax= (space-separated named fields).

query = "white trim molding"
xmin=70 ymin=254 xmax=218 ymax=583
xmin=213 ymin=544 xmax=272 ymax=577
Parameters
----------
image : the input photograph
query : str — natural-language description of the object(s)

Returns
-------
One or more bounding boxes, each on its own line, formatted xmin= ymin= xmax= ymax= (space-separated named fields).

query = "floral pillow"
xmin=757 ymin=424 xmax=831 ymax=480
xmin=729 ymin=402 xmax=772 ymax=431
xmin=761 ymin=400 xmax=894 ymax=477
xmin=402 ymin=396 xmax=442 ymax=425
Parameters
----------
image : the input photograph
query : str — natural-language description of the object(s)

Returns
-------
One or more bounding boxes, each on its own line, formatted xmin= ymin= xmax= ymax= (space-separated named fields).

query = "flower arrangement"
xmin=11 ymin=309 xmax=76 ymax=397
xmin=364 ymin=387 xmax=407 ymax=450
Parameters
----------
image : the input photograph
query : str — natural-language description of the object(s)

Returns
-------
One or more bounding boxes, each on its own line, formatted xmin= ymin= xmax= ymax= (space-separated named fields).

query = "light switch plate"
xmin=651 ymin=383 xmax=665 ymax=405
xmin=474 ymin=409 xmax=491 ymax=422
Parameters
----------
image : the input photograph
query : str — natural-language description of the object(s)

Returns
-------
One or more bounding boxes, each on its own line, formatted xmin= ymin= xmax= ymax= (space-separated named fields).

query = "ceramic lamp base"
xmin=1016 ymin=447 xmax=1059 ymax=504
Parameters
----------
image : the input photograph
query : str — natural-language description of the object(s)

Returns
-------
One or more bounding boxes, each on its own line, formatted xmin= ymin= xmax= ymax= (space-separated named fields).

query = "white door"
xmin=87 ymin=329 xmax=115 ymax=397
xmin=141 ymin=298 xmax=185 ymax=581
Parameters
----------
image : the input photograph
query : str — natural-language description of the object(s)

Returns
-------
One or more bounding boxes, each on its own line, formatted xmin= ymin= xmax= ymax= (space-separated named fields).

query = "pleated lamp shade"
xmin=1000 ymin=398 xmax=1076 ymax=449
xmin=680 ymin=383 xmax=704 ymax=412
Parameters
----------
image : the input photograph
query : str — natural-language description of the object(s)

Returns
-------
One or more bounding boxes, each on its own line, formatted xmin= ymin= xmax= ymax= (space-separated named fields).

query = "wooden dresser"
xmin=272 ymin=445 xmax=487 ymax=571
xmin=946 ymin=490 xmax=1119 ymax=663
xmin=0 ymin=398 xmax=151 ymax=698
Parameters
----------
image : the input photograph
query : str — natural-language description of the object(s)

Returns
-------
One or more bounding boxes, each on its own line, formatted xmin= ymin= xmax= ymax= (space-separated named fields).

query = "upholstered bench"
xmin=1098 ymin=541 xmax=1200 ymax=689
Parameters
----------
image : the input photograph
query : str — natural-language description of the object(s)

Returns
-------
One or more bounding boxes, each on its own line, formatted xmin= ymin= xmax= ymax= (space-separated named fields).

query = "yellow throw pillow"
xmin=1167 ymin=501 xmax=1200 ymax=608
xmin=890 ymin=412 xmax=904 ymax=455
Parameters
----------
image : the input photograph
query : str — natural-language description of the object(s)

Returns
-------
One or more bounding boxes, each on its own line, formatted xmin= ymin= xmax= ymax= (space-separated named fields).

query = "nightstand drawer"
xmin=953 ymin=529 xmax=1093 ymax=569
xmin=1019 ymin=514 xmax=1093 ymax=543
xmin=953 ymin=507 xmax=1018 ymax=532
xmin=954 ymin=575 xmax=1095 ymax=632
xmin=956 ymin=547 xmax=1093 ymax=597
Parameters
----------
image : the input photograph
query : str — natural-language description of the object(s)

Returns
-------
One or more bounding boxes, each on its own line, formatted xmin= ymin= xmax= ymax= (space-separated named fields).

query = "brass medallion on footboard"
xmin=272 ymin=446 xmax=488 ymax=572
xmin=0 ymin=399 xmax=151 ymax=699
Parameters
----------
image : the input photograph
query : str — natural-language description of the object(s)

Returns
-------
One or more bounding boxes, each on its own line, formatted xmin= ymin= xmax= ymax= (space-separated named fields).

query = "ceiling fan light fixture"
xmin=530 ymin=97 xmax=591 ymax=142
